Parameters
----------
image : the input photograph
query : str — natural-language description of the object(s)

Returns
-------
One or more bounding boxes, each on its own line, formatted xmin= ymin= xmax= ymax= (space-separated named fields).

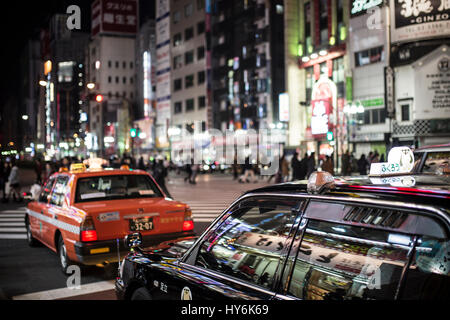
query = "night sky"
xmin=0 ymin=0 xmax=155 ymax=107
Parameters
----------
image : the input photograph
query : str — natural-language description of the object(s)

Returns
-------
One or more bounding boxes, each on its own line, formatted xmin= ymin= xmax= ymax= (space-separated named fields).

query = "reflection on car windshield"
xmin=75 ymin=175 xmax=163 ymax=202
xmin=422 ymin=152 xmax=450 ymax=174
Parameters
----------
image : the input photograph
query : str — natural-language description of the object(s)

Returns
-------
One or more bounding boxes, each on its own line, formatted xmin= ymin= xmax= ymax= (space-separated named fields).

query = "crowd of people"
xmin=0 ymin=149 xmax=386 ymax=202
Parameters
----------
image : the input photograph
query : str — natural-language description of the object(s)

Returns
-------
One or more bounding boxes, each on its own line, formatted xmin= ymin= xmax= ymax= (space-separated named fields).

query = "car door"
xmin=44 ymin=175 xmax=70 ymax=248
xmin=158 ymin=196 xmax=303 ymax=300
xmin=280 ymin=200 xmax=450 ymax=300
xmin=28 ymin=177 xmax=56 ymax=242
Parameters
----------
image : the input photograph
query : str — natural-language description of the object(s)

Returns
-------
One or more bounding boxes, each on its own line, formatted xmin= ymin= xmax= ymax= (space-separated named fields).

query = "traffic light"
xmin=327 ymin=131 xmax=334 ymax=141
xmin=95 ymin=94 xmax=104 ymax=103
xmin=130 ymin=128 xmax=137 ymax=138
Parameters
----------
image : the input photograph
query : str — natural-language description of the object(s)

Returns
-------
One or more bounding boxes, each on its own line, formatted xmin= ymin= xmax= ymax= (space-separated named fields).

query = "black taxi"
xmin=115 ymin=169 xmax=450 ymax=300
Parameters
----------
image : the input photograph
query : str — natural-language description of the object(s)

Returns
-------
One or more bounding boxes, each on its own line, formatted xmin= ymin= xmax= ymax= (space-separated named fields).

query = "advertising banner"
xmin=390 ymin=0 xmax=450 ymax=43
xmin=156 ymin=0 xmax=171 ymax=126
xmin=311 ymin=77 xmax=337 ymax=138
xmin=413 ymin=45 xmax=450 ymax=120
xmin=91 ymin=0 xmax=138 ymax=37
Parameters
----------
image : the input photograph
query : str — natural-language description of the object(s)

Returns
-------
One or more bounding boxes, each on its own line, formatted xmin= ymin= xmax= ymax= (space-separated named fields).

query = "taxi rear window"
xmin=75 ymin=175 xmax=163 ymax=203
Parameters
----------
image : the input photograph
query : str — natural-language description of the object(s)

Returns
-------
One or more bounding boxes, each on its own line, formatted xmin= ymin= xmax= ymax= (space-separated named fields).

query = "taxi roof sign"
xmin=370 ymin=147 xmax=414 ymax=177
xmin=83 ymin=157 xmax=108 ymax=170
xmin=70 ymin=163 xmax=87 ymax=173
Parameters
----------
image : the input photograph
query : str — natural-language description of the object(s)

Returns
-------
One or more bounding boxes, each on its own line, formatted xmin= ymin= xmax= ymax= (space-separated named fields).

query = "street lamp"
xmin=39 ymin=80 xmax=48 ymax=87
xmin=87 ymin=83 xmax=96 ymax=90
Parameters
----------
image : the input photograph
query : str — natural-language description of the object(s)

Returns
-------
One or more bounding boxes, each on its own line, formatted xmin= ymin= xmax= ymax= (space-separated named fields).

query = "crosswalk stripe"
xmin=0 ymin=223 xmax=24 ymax=227
xmin=0 ymin=218 xmax=25 ymax=222
xmin=0 ymin=210 xmax=27 ymax=214
xmin=0 ymin=234 xmax=27 ymax=240
xmin=0 ymin=214 xmax=26 ymax=218
xmin=0 ymin=227 xmax=26 ymax=233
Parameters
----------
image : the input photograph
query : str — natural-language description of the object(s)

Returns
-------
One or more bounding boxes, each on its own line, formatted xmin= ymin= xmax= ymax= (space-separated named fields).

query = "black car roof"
xmin=244 ymin=174 xmax=450 ymax=210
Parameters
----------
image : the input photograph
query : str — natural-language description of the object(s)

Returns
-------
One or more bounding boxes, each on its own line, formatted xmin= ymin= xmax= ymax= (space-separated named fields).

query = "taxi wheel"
xmin=58 ymin=236 xmax=75 ymax=275
xmin=25 ymin=218 xmax=39 ymax=247
xmin=131 ymin=287 xmax=152 ymax=300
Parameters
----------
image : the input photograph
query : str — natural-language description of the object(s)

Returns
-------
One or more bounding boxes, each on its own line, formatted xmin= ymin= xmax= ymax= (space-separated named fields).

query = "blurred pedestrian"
xmin=357 ymin=154 xmax=369 ymax=175
xmin=239 ymin=157 xmax=257 ymax=183
xmin=34 ymin=159 xmax=43 ymax=184
xmin=0 ymin=160 xmax=6 ymax=201
xmin=281 ymin=154 xmax=290 ymax=182
xmin=138 ymin=156 xmax=145 ymax=170
xmin=190 ymin=163 xmax=199 ymax=185
xmin=372 ymin=151 xmax=380 ymax=164
xmin=7 ymin=160 xmax=22 ymax=203
xmin=322 ymin=155 xmax=335 ymax=175
xmin=341 ymin=151 xmax=350 ymax=176
xmin=154 ymin=158 xmax=170 ymax=197
xmin=306 ymin=152 xmax=316 ymax=179
xmin=291 ymin=152 xmax=302 ymax=181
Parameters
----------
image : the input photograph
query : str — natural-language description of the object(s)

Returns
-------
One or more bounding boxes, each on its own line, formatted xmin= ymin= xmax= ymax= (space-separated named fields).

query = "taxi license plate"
xmin=129 ymin=218 xmax=154 ymax=232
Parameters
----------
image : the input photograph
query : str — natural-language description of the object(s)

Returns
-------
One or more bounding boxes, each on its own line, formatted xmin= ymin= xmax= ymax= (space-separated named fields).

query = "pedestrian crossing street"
xmin=0 ymin=175 xmax=269 ymax=240
xmin=0 ymin=207 xmax=27 ymax=240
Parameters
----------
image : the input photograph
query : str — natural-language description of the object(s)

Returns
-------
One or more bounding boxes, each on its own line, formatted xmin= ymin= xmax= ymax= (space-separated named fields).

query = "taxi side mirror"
xmin=125 ymin=233 xmax=143 ymax=249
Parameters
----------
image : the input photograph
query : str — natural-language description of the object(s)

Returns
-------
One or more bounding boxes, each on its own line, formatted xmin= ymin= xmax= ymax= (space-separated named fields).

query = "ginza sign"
xmin=391 ymin=0 xmax=450 ymax=43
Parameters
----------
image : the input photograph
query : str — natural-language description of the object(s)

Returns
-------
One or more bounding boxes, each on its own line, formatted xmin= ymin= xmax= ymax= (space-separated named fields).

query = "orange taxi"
xmin=25 ymin=160 xmax=195 ymax=274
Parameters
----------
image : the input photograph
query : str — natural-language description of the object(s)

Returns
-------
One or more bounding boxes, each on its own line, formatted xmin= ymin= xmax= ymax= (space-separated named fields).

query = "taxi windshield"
xmin=75 ymin=174 xmax=163 ymax=203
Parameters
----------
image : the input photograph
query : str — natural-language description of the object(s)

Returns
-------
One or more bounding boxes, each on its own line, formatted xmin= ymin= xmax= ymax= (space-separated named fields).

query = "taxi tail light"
xmin=81 ymin=216 xmax=98 ymax=242
xmin=183 ymin=207 xmax=194 ymax=232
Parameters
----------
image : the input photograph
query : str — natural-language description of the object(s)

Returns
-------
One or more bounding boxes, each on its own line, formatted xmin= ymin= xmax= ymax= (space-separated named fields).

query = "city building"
xmin=40 ymin=14 xmax=90 ymax=160
xmin=18 ymin=38 xmax=42 ymax=154
xmin=285 ymin=0 xmax=350 ymax=167
xmin=347 ymin=1 xmax=390 ymax=158
xmin=85 ymin=0 xmax=139 ymax=158
xmin=168 ymin=0 xmax=209 ymax=153
xmin=388 ymin=0 xmax=450 ymax=147
xmin=210 ymin=0 xmax=286 ymax=133
xmin=134 ymin=18 xmax=157 ymax=159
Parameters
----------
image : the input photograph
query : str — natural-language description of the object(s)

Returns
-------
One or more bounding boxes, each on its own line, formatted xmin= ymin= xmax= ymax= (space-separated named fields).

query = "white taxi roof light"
xmin=370 ymin=147 xmax=414 ymax=177
xmin=307 ymin=171 xmax=336 ymax=194
xmin=83 ymin=157 xmax=108 ymax=170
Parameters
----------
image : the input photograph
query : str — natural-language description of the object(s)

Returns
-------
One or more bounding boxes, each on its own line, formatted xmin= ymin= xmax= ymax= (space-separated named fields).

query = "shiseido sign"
xmin=390 ymin=0 xmax=450 ymax=43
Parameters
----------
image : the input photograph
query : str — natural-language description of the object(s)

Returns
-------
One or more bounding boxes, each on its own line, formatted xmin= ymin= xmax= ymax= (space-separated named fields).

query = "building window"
xmin=198 ymin=71 xmax=205 ymax=84
xmin=174 ymin=101 xmax=182 ymax=114
xmin=185 ymin=74 xmax=194 ymax=88
xmin=355 ymin=46 xmax=385 ymax=67
xmin=130 ymin=77 xmax=134 ymax=84
xmin=116 ymin=61 xmax=119 ymax=68
xmin=332 ymin=57 xmax=345 ymax=83
xmin=185 ymin=50 xmax=194 ymax=65
xmin=197 ymin=21 xmax=205 ymax=34
xmin=401 ymin=104 xmax=410 ymax=122
xmin=186 ymin=99 xmax=195 ymax=111
xmin=185 ymin=27 xmax=194 ymax=41
xmin=197 ymin=0 xmax=204 ymax=10
xmin=173 ymin=55 xmax=183 ymax=69
xmin=108 ymin=76 xmax=112 ymax=83
xmin=173 ymin=11 xmax=181 ymax=24
xmin=173 ymin=33 xmax=182 ymax=47
xmin=319 ymin=0 xmax=329 ymax=46
xmin=108 ymin=61 xmax=112 ymax=68
xmin=305 ymin=2 xmax=312 ymax=54
xmin=174 ymin=78 xmax=182 ymax=91
xmin=130 ymin=62 xmax=134 ymax=69
xmin=197 ymin=46 xmax=205 ymax=60
xmin=185 ymin=3 xmax=193 ymax=17
xmin=198 ymin=96 xmax=206 ymax=109
xmin=123 ymin=77 xmax=127 ymax=84
xmin=115 ymin=76 xmax=119 ymax=84
xmin=123 ymin=61 xmax=126 ymax=68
